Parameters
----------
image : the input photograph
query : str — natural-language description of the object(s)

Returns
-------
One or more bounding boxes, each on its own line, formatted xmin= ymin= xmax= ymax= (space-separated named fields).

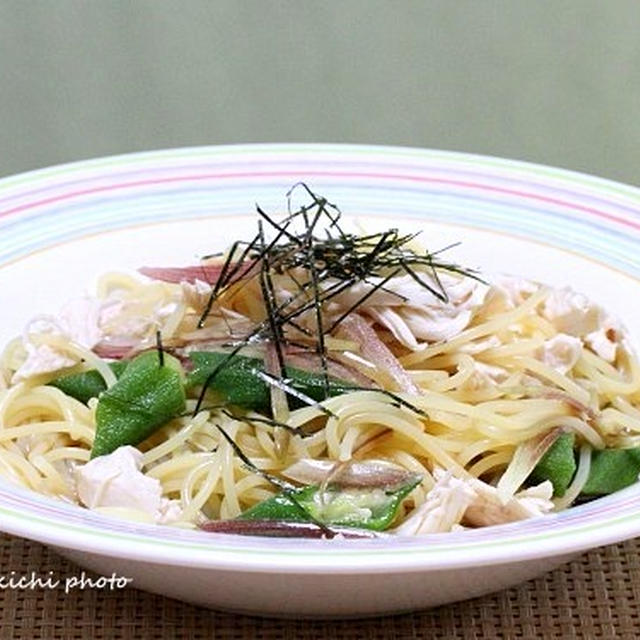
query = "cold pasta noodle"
xmin=1 ymin=193 xmax=640 ymax=537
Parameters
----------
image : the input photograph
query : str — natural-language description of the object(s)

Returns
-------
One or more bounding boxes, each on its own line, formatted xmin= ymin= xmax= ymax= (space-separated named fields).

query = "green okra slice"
xmin=581 ymin=447 xmax=640 ymax=496
xmin=186 ymin=351 xmax=353 ymax=411
xmin=237 ymin=475 xmax=421 ymax=532
xmin=528 ymin=432 xmax=576 ymax=497
xmin=50 ymin=360 xmax=128 ymax=404
xmin=91 ymin=351 xmax=186 ymax=458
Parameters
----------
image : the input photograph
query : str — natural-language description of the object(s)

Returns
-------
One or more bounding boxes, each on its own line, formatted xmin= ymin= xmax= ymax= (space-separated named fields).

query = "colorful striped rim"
xmin=1 ymin=143 xmax=640 ymax=574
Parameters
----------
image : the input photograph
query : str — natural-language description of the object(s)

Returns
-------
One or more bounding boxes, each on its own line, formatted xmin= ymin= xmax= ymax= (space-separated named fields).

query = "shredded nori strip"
xmin=155 ymin=330 xmax=165 ymax=367
xmin=191 ymin=186 xmax=474 ymax=424
xmin=215 ymin=422 xmax=335 ymax=537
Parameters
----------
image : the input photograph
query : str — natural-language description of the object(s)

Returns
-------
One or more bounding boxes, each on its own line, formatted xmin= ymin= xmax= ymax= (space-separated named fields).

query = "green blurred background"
xmin=1 ymin=1 xmax=638 ymax=184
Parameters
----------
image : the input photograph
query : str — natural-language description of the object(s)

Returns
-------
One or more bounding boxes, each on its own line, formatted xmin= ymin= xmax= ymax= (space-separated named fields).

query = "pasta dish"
xmin=1 ymin=187 xmax=639 ymax=538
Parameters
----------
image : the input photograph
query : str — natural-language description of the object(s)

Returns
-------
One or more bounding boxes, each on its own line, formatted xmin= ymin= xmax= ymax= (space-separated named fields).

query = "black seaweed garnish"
xmin=155 ymin=330 xmax=165 ymax=367
xmin=192 ymin=185 xmax=478 ymax=422
xmin=215 ymin=422 xmax=336 ymax=537
xmin=255 ymin=370 xmax=336 ymax=419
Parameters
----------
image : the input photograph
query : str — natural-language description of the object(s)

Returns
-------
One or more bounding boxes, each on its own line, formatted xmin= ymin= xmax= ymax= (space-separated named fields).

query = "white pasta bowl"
xmin=1 ymin=144 xmax=640 ymax=617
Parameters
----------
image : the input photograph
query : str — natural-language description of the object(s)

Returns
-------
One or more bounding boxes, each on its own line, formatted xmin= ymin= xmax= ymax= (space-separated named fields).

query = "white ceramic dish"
xmin=1 ymin=144 xmax=640 ymax=617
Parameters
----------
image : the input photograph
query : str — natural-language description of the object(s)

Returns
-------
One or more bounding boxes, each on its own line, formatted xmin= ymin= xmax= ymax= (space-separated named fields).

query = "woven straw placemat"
xmin=0 ymin=532 xmax=639 ymax=639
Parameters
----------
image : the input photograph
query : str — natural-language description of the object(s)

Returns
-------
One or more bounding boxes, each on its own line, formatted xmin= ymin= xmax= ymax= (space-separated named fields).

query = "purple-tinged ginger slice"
xmin=200 ymin=519 xmax=382 ymax=539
